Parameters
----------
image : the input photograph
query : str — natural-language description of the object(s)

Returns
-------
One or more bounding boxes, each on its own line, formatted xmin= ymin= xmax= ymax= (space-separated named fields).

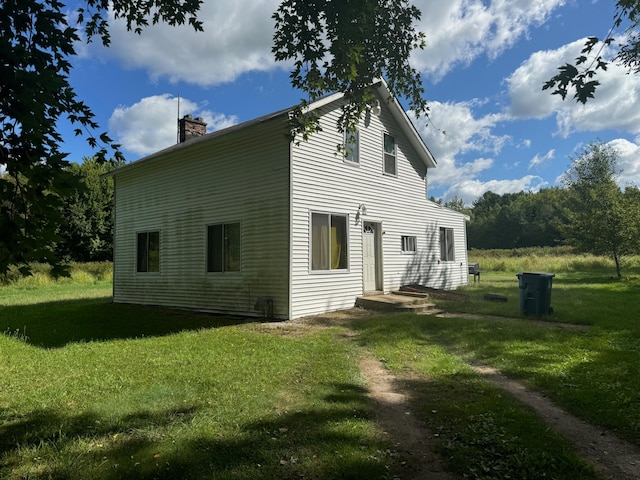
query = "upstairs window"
xmin=401 ymin=235 xmax=417 ymax=253
xmin=311 ymin=213 xmax=348 ymax=271
xmin=344 ymin=129 xmax=359 ymax=164
xmin=207 ymin=223 xmax=241 ymax=272
xmin=440 ymin=227 xmax=455 ymax=261
xmin=383 ymin=133 xmax=397 ymax=175
xmin=137 ymin=231 xmax=160 ymax=273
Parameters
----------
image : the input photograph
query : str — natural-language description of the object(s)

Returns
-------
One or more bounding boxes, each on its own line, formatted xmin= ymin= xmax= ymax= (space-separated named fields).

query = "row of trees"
xmin=3 ymin=141 xmax=637 ymax=280
xmin=464 ymin=188 xmax=568 ymax=250
xmin=0 ymin=157 xmax=122 ymax=269
xmin=447 ymin=142 xmax=640 ymax=278
xmin=2 ymin=0 xmax=639 ymax=276
xmin=56 ymin=158 xmax=123 ymax=263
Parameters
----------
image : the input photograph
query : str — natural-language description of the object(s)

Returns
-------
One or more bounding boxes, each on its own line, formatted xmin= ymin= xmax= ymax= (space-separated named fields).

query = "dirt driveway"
xmin=263 ymin=310 xmax=640 ymax=479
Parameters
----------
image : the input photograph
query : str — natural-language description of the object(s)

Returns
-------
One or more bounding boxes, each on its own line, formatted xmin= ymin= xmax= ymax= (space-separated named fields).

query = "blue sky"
xmin=61 ymin=0 xmax=640 ymax=205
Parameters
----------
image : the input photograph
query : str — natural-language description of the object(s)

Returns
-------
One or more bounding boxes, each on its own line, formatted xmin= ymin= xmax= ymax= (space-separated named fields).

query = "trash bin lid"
xmin=518 ymin=272 xmax=555 ymax=277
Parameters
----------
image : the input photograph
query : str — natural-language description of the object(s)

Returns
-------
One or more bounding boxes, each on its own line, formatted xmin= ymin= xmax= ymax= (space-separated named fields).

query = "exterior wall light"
xmin=370 ymin=100 xmax=381 ymax=117
xmin=356 ymin=203 xmax=368 ymax=224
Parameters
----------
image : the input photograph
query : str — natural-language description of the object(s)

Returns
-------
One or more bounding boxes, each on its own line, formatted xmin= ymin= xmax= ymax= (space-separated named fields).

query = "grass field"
xmin=1 ymin=284 xmax=391 ymax=479
xmin=1 ymin=254 xmax=638 ymax=479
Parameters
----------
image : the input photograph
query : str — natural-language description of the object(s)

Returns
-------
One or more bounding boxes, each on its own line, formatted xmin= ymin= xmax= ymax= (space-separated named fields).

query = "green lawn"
xmin=0 ymin=283 xmax=392 ymax=479
xmin=427 ymin=267 xmax=640 ymax=445
xmin=345 ymin=258 xmax=640 ymax=478
xmin=1 ymin=256 xmax=638 ymax=479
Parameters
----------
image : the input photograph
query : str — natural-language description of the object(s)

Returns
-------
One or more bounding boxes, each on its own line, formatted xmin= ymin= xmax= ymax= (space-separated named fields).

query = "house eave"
xmin=427 ymin=200 xmax=470 ymax=221
xmin=109 ymin=80 xmax=437 ymax=176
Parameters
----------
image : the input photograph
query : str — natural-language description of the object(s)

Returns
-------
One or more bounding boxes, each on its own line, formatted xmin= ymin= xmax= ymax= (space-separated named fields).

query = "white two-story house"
xmin=110 ymin=81 xmax=469 ymax=319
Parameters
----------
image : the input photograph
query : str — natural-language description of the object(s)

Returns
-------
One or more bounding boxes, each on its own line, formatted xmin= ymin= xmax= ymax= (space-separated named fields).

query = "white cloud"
xmin=88 ymin=0 xmax=569 ymax=88
xmin=555 ymin=65 xmax=640 ymax=136
xmin=410 ymin=101 xmax=508 ymax=187
xmin=529 ymin=149 xmax=555 ymax=169
xmin=441 ymin=176 xmax=547 ymax=206
xmin=108 ymin=94 xmax=237 ymax=157
xmin=606 ymin=138 xmax=640 ymax=187
xmin=410 ymin=100 xmax=546 ymax=205
xmin=100 ymin=0 xmax=282 ymax=86
xmin=505 ymin=43 xmax=570 ymax=119
xmin=413 ymin=0 xmax=567 ymax=81
xmin=506 ymin=38 xmax=640 ymax=136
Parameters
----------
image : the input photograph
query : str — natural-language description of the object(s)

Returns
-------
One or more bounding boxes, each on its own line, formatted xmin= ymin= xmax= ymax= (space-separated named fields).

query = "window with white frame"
xmin=207 ymin=223 xmax=241 ymax=272
xmin=383 ymin=133 xmax=397 ymax=175
xmin=137 ymin=231 xmax=160 ymax=272
xmin=401 ymin=235 xmax=417 ymax=253
xmin=439 ymin=227 xmax=455 ymax=261
xmin=311 ymin=213 xmax=348 ymax=271
xmin=344 ymin=129 xmax=359 ymax=163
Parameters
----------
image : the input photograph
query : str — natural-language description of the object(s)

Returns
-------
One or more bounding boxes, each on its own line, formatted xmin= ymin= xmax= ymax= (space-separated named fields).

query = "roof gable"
xmin=111 ymin=80 xmax=436 ymax=176
xmin=369 ymin=80 xmax=436 ymax=169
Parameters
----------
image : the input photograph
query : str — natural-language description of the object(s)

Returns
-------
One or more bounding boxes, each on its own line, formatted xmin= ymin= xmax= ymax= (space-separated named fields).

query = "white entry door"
xmin=363 ymin=223 xmax=380 ymax=292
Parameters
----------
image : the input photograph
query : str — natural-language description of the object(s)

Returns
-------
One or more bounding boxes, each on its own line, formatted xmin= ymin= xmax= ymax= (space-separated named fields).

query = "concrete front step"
xmin=390 ymin=290 xmax=430 ymax=299
xmin=356 ymin=293 xmax=438 ymax=313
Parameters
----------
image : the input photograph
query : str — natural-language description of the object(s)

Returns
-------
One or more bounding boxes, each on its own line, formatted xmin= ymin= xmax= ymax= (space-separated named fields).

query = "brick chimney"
xmin=178 ymin=114 xmax=207 ymax=143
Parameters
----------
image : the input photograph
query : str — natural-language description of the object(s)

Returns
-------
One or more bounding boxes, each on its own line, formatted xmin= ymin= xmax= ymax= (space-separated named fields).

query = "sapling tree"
xmin=561 ymin=142 xmax=639 ymax=278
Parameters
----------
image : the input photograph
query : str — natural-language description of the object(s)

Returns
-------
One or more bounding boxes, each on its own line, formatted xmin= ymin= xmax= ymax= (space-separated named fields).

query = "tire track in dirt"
xmin=264 ymin=313 xmax=640 ymax=479
xmin=472 ymin=365 xmax=640 ymax=480
xmin=359 ymin=355 xmax=458 ymax=480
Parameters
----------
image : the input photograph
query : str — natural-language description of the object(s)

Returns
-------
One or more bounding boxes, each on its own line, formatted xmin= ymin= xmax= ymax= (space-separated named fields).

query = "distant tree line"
xmin=464 ymin=188 xmax=570 ymax=250
xmin=0 ymin=156 xmax=122 ymax=268
xmin=431 ymin=190 xmax=569 ymax=250
xmin=438 ymin=141 xmax=640 ymax=277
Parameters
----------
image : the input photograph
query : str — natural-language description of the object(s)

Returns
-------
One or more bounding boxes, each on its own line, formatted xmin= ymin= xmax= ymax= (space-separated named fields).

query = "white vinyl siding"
xmin=113 ymin=118 xmax=291 ymax=318
xmin=113 ymin=90 xmax=468 ymax=320
xmin=290 ymin=101 xmax=468 ymax=318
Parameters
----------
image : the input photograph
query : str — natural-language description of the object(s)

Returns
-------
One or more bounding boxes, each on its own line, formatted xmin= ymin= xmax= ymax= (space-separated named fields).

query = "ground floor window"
xmin=311 ymin=213 xmax=348 ymax=271
xmin=440 ymin=227 xmax=455 ymax=261
xmin=207 ymin=223 xmax=241 ymax=272
xmin=137 ymin=231 xmax=160 ymax=272
xmin=401 ymin=235 xmax=417 ymax=253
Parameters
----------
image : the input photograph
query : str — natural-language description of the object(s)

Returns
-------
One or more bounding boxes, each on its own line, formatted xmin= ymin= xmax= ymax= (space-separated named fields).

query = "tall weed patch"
xmin=469 ymin=247 xmax=639 ymax=275
xmin=1 ymin=262 xmax=113 ymax=287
